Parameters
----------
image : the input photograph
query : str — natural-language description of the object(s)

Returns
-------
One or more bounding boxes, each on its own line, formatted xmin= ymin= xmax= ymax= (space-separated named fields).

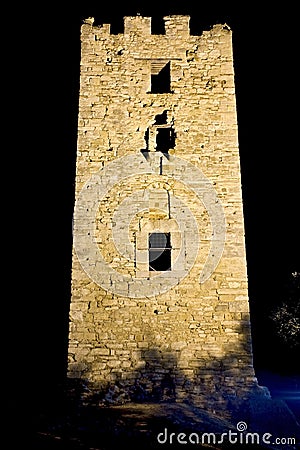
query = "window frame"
xmin=148 ymin=232 xmax=172 ymax=271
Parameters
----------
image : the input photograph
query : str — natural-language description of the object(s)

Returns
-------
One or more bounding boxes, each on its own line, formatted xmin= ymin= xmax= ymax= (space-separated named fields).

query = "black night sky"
xmin=20 ymin=1 xmax=299 ymax=422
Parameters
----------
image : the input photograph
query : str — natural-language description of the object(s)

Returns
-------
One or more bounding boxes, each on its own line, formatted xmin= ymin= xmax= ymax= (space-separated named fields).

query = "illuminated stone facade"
xmin=67 ymin=15 xmax=258 ymax=413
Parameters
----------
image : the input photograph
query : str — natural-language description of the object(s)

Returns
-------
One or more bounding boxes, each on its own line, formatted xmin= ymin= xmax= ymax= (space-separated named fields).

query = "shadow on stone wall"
xmin=32 ymin=327 xmax=300 ymax=450
xmin=66 ymin=326 xmax=300 ymax=445
xmin=68 ymin=322 xmax=257 ymax=408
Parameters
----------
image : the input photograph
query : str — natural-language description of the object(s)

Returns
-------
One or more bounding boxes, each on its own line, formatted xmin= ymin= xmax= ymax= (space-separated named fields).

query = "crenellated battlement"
xmin=124 ymin=16 xmax=152 ymax=36
xmin=83 ymin=15 xmax=192 ymax=36
xmin=69 ymin=13 xmax=259 ymax=418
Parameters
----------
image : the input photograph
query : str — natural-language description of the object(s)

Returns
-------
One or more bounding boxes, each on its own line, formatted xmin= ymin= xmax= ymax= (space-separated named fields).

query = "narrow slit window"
xmin=149 ymin=232 xmax=171 ymax=271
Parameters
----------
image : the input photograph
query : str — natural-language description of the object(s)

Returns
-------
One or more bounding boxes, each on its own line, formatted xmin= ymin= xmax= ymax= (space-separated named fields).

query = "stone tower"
xmin=68 ymin=15 xmax=258 ymax=412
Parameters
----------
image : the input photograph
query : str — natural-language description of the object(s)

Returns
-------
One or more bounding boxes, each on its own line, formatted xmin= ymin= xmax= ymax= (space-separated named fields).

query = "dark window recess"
xmin=149 ymin=232 xmax=171 ymax=271
xmin=154 ymin=110 xmax=168 ymax=125
xmin=156 ymin=128 xmax=175 ymax=152
xmin=151 ymin=62 xmax=171 ymax=93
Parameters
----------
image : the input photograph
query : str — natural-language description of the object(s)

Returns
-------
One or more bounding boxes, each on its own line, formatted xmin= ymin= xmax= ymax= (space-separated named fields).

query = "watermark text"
xmin=157 ymin=422 xmax=296 ymax=446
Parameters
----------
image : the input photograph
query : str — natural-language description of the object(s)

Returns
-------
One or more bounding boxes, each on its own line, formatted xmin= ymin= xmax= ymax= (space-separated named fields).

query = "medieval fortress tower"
xmin=67 ymin=15 xmax=258 ymax=412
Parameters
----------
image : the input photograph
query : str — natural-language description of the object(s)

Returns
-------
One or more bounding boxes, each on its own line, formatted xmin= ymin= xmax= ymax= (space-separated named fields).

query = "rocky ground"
xmin=30 ymin=401 xmax=264 ymax=450
xmin=22 ymin=376 xmax=300 ymax=450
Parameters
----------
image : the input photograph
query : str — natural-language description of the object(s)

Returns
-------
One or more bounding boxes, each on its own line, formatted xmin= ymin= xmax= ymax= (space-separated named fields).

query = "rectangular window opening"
xmin=151 ymin=61 xmax=171 ymax=94
xmin=149 ymin=232 xmax=171 ymax=271
xmin=156 ymin=127 xmax=175 ymax=152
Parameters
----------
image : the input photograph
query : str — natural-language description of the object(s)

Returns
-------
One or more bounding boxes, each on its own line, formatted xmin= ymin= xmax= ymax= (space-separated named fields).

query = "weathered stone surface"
xmin=68 ymin=15 xmax=259 ymax=414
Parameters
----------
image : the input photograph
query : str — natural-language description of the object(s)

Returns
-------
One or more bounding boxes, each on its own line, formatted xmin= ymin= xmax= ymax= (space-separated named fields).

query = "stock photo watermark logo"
xmin=73 ymin=153 xmax=226 ymax=298
xmin=157 ymin=421 xmax=297 ymax=447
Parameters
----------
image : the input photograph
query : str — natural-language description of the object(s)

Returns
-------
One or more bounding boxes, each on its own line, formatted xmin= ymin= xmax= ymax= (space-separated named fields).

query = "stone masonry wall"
xmin=68 ymin=15 xmax=258 ymax=414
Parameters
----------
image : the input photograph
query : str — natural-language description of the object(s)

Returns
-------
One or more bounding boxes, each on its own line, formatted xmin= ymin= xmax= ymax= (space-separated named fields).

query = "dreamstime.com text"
xmin=157 ymin=422 xmax=296 ymax=446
